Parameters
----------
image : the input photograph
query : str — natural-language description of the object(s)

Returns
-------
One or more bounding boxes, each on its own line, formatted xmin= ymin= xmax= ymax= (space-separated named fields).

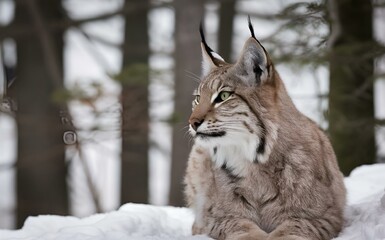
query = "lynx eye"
xmin=215 ymin=91 xmax=232 ymax=103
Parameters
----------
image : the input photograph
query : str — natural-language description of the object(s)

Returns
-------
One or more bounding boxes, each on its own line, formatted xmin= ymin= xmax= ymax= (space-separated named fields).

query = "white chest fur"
xmin=195 ymin=132 xmax=259 ymax=177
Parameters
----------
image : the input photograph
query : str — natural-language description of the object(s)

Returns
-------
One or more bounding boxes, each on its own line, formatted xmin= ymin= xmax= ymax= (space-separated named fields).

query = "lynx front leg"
xmin=206 ymin=217 xmax=268 ymax=240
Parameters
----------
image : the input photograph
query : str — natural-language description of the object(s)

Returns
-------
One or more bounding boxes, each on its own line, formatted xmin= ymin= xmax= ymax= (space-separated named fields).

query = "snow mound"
xmin=1 ymin=164 xmax=385 ymax=240
xmin=334 ymin=191 xmax=385 ymax=240
xmin=0 ymin=204 xmax=209 ymax=240
xmin=344 ymin=164 xmax=385 ymax=205
xmin=335 ymin=164 xmax=385 ymax=240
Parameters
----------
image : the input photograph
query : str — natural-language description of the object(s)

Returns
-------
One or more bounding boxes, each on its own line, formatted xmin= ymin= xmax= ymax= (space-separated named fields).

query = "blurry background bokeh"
xmin=0 ymin=0 xmax=384 ymax=230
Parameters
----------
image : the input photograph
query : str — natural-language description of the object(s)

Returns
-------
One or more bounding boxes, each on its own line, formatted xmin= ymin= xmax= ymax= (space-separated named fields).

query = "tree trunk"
xmin=120 ymin=0 xmax=149 ymax=204
xmin=169 ymin=0 xmax=204 ymax=206
xmin=14 ymin=0 xmax=68 ymax=228
xmin=218 ymin=0 xmax=236 ymax=62
xmin=328 ymin=0 xmax=375 ymax=175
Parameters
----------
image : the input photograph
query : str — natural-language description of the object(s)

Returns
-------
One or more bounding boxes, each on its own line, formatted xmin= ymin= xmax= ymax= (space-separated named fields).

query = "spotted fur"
xmin=184 ymin=21 xmax=346 ymax=240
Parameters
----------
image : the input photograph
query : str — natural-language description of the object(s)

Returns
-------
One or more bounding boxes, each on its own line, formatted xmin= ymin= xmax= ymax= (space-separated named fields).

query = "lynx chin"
xmin=184 ymin=18 xmax=346 ymax=240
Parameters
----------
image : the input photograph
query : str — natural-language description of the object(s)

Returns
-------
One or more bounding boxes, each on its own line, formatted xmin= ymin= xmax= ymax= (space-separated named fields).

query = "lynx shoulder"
xmin=184 ymin=19 xmax=346 ymax=240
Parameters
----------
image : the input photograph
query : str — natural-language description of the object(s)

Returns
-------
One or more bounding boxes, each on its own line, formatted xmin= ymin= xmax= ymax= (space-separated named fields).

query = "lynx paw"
xmin=227 ymin=229 xmax=268 ymax=240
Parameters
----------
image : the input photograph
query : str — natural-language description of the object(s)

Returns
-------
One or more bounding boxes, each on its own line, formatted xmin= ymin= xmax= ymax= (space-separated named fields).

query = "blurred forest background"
xmin=0 ymin=0 xmax=385 ymax=230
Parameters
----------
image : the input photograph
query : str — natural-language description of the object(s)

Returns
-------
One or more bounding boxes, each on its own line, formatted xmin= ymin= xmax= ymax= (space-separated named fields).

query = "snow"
xmin=336 ymin=164 xmax=385 ymax=240
xmin=0 ymin=204 xmax=208 ymax=240
xmin=344 ymin=164 xmax=385 ymax=205
xmin=1 ymin=164 xmax=385 ymax=240
xmin=335 ymin=191 xmax=385 ymax=240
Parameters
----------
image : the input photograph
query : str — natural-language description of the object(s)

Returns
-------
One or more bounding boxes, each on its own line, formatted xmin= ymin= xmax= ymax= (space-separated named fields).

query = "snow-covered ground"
xmin=1 ymin=164 xmax=384 ymax=240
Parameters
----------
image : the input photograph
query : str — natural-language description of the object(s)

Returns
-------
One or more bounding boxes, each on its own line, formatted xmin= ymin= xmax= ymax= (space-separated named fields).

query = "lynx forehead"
xmin=184 ymin=17 xmax=346 ymax=240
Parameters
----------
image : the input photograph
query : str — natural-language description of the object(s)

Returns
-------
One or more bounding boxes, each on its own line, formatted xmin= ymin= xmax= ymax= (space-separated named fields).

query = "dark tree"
xmin=218 ymin=0 xmax=236 ymax=61
xmin=169 ymin=0 xmax=205 ymax=206
xmin=14 ymin=0 xmax=68 ymax=227
xmin=328 ymin=0 xmax=376 ymax=175
xmin=120 ymin=0 xmax=150 ymax=204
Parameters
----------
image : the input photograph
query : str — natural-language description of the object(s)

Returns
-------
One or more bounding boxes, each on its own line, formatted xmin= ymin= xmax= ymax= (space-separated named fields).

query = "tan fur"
xmin=184 ymin=36 xmax=346 ymax=240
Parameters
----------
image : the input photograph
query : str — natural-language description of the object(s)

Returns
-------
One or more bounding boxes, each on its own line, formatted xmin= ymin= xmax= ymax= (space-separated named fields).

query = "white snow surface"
xmin=1 ymin=164 xmax=385 ymax=240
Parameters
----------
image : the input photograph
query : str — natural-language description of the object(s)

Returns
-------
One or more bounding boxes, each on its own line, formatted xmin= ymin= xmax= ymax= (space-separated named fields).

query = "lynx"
xmin=184 ymin=19 xmax=346 ymax=240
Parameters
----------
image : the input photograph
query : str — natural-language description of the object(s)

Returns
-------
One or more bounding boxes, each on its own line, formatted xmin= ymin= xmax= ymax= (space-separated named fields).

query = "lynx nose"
xmin=189 ymin=118 xmax=203 ymax=131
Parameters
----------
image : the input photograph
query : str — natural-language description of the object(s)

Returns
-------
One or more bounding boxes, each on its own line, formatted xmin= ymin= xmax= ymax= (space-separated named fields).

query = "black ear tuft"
xmin=248 ymin=15 xmax=256 ymax=40
xmin=199 ymin=22 xmax=226 ymax=69
xmin=247 ymin=17 xmax=267 ymax=54
xmin=199 ymin=22 xmax=215 ymax=56
xmin=199 ymin=22 xmax=206 ymax=44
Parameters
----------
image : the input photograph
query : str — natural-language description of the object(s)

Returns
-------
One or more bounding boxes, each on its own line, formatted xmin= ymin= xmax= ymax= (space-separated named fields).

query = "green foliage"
xmin=165 ymin=112 xmax=181 ymax=125
xmin=113 ymin=63 xmax=149 ymax=86
xmin=52 ymin=82 xmax=103 ymax=106
xmin=52 ymin=88 xmax=74 ymax=104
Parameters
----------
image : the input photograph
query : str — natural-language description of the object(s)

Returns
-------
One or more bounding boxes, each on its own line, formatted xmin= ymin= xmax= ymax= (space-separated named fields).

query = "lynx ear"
xmin=200 ymin=23 xmax=226 ymax=77
xmin=233 ymin=18 xmax=269 ymax=85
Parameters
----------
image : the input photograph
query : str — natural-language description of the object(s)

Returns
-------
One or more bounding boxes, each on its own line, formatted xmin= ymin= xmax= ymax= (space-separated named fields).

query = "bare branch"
xmin=376 ymin=119 xmax=385 ymax=126
xmin=0 ymin=162 xmax=15 ymax=171
xmin=0 ymin=1 xmax=171 ymax=40
xmin=73 ymin=27 xmax=115 ymax=70
xmin=75 ymin=141 xmax=103 ymax=213
xmin=237 ymin=10 xmax=280 ymax=21
xmin=78 ymin=28 xmax=121 ymax=48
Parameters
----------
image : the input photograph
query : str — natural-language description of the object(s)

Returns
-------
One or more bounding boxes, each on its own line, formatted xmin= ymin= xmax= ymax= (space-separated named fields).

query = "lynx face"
xmin=188 ymin=28 xmax=277 ymax=177
xmin=189 ymin=71 xmax=265 ymax=176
